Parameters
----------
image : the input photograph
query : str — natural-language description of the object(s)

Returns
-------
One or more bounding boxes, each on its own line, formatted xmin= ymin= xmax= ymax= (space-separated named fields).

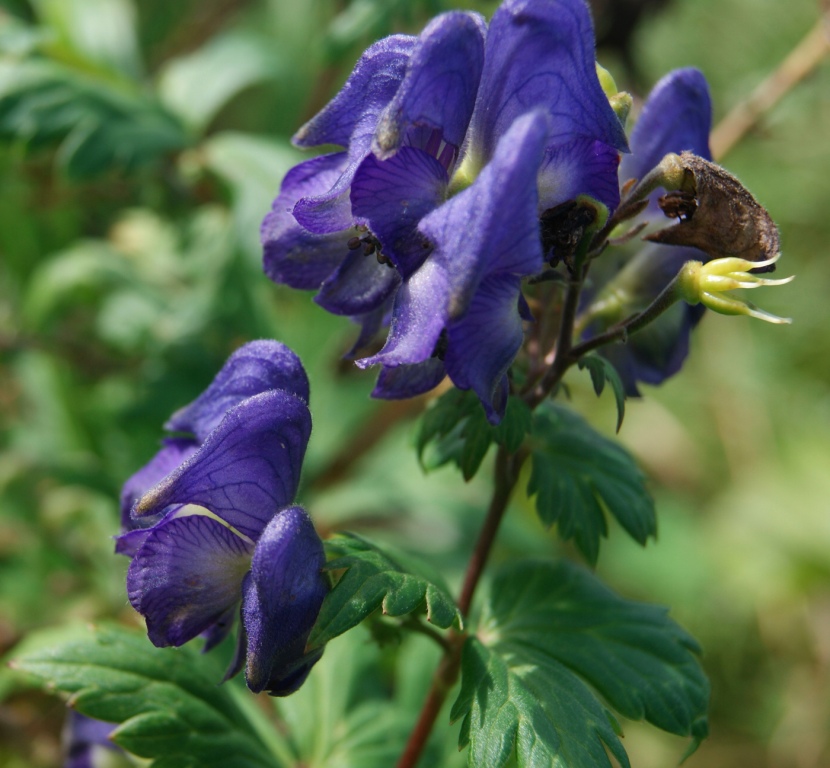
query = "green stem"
xmin=569 ymin=273 xmax=683 ymax=360
xmin=395 ymin=446 xmax=523 ymax=768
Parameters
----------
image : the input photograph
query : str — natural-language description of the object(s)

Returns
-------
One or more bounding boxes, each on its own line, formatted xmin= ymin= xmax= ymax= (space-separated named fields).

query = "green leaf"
xmin=278 ymin=625 xmax=415 ymax=768
xmin=0 ymin=59 xmax=188 ymax=178
xmin=417 ymin=389 xmax=491 ymax=480
xmin=159 ymin=31 xmax=284 ymax=133
xmin=417 ymin=391 xmax=530 ymax=481
xmin=577 ymin=354 xmax=626 ymax=432
xmin=10 ymin=624 xmax=280 ymax=768
xmin=527 ymin=403 xmax=656 ymax=564
xmin=308 ymin=533 xmax=462 ymax=649
xmin=492 ymin=396 xmax=532 ymax=453
xmin=451 ymin=560 xmax=709 ymax=768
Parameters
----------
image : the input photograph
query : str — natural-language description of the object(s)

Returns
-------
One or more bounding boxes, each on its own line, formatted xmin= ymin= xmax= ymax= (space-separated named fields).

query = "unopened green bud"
xmin=676 ymin=253 xmax=793 ymax=324
xmin=596 ymin=63 xmax=632 ymax=127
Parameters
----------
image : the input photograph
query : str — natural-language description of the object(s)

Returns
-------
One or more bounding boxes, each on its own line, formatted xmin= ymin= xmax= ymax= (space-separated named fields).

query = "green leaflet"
xmin=577 ymin=354 xmax=626 ymax=432
xmin=452 ymin=560 xmax=709 ymax=768
xmin=309 ymin=533 xmax=462 ymax=649
xmin=10 ymin=625 xmax=279 ymax=768
xmin=527 ymin=403 xmax=656 ymax=564
xmin=417 ymin=390 xmax=531 ymax=481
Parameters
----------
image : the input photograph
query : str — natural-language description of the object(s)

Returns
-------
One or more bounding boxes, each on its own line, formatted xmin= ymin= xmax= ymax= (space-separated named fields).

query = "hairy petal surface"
xmin=372 ymin=358 xmax=447 ymax=399
xmin=420 ymin=110 xmax=548 ymax=313
xmin=127 ymin=514 xmax=253 ymax=648
xmin=165 ymin=341 xmax=310 ymax=440
xmin=119 ymin=438 xmax=196 ymax=529
xmin=374 ymin=11 xmax=486 ymax=158
xmin=293 ymin=36 xmax=416 ymax=150
xmin=133 ymin=391 xmax=311 ymax=541
xmin=262 ymin=153 xmax=352 ymax=289
xmin=293 ymin=36 xmax=417 ymax=233
xmin=469 ymin=0 xmax=628 ymax=165
xmin=243 ymin=507 xmax=328 ymax=696
xmin=357 ymin=258 xmax=450 ymax=368
xmin=445 ymin=273 xmax=525 ymax=422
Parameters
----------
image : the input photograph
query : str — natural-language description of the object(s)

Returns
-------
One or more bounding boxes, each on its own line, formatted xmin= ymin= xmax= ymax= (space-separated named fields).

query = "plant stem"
xmin=395 ymin=446 xmax=522 ymax=768
xmin=710 ymin=13 xmax=830 ymax=161
xmin=569 ymin=274 xmax=683 ymax=360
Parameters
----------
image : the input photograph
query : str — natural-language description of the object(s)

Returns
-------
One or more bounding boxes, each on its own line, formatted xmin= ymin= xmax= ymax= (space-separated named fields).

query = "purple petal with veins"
xmin=293 ymin=35 xmax=416 ymax=149
xmin=351 ymin=147 xmax=447 ymax=277
xmin=469 ymin=0 xmax=628 ymax=165
xmin=166 ymin=341 xmax=310 ymax=441
xmin=538 ymin=136 xmax=621 ymax=213
xmin=314 ymin=248 xmax=401 ymax=316
xmin=262 ymin=153 xmax=353 ymax=289
xmin=372 ymin=358 xmax=447 ymax=399
xmin=620 ymin=67 xmax=712 ymax=189
xmin=445 ymin=273 xmax=526 ymax=423
xmin=133 ymin=391 xmax=311 ymax=541
xmin=127 ymin=514 xmax=253 ymax=648
xmin=374 ymin=11 xmax=486 ymax=162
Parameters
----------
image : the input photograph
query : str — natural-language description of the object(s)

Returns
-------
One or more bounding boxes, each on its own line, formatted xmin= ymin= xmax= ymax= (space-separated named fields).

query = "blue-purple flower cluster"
xmin=261 ymin=0 xmax=717 ymax=416
xmin=118 ymin=341 xmax=328 ymax=696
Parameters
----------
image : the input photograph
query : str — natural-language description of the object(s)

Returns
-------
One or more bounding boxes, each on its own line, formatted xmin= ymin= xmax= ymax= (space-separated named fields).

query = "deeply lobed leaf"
xmin=417 ymin=389 xmax=531 ymax=480
xmin=309 ymin=533 xmax=462 ymax=649
xmin=11 ymin=625 xmax=277 ymax=768
xmin=527 ymin=403 xmax=656 ymax=563
xmin=452 ymin=560 xmax=709 ymax=768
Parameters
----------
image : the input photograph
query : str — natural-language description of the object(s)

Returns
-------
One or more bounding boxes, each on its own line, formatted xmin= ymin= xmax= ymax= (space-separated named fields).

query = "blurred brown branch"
xmin=711 ymin=9 xmax=830 ymax=160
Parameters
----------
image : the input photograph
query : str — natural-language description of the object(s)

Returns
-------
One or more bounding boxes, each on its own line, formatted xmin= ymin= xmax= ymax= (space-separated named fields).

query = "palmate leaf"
xmin=451 ymin=560 xmax=709 ymax=768
xmin=10 ymin=625 xmax=280 ymax=768
xmin=417 ymin=389 xmax=531 ymax=481
xmin=308 ymin=533 xmax=462 ymax=649
xmin=527 ymin=403 xmax=656 ymax=564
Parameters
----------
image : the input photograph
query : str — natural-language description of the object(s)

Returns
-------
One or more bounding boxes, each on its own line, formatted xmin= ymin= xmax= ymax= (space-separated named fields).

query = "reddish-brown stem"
xmin=396 ymin=446 xmax=522 ymax=768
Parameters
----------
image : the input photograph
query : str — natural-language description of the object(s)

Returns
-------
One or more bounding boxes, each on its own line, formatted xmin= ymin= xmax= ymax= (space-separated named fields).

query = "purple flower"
xmin=261 ymin=16 xmax=486 ymax=334
xmin=585 ymin=68 xmax=713 ymax=395
xmin=117 ymin=341 xmax=328 ymax=696
xmin=356 ymin=0 xmax=627 ymax=421
xmin=262 ymin=0 xmax=630 ymax=421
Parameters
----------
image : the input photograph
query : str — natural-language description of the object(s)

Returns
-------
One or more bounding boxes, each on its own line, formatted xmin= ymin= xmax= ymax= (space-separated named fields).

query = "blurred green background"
xmin=0 ymin=0 xmax=827 ymax=766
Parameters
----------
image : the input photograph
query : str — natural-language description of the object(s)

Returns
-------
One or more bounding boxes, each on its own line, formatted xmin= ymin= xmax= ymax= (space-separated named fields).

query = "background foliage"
xmin=0 ymin=0 xmax=827 ymax=765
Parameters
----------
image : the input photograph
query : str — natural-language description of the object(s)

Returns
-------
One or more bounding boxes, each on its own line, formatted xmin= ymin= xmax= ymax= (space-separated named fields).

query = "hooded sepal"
xmin=242 ymin=507 xmax=328 ymax=696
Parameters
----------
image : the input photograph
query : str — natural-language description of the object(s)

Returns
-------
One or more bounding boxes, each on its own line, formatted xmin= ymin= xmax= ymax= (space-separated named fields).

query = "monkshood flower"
xmin=356 ymin=0 xmax=628 ymax=421
xmin=262 ymin=13 xmax=486 ymax=340
xmin=63 ymin=711 xmax=128 ymax=768
xmin=580 ymin=67 xmax=714 ymax=395
xmin=117 ymin=341 xmax=329 ymax=696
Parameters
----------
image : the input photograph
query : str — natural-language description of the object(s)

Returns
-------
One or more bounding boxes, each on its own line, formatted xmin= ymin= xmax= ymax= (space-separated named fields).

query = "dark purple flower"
xmin=262 ymin=14 xmax=486 ymax=331
xmin=118 ymin=341 xmax=328 ymax=696
xmin=584 ymin=67 xmax=712 ymax=395
xmin=356 ymin=0 xmax=628 ymax=421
